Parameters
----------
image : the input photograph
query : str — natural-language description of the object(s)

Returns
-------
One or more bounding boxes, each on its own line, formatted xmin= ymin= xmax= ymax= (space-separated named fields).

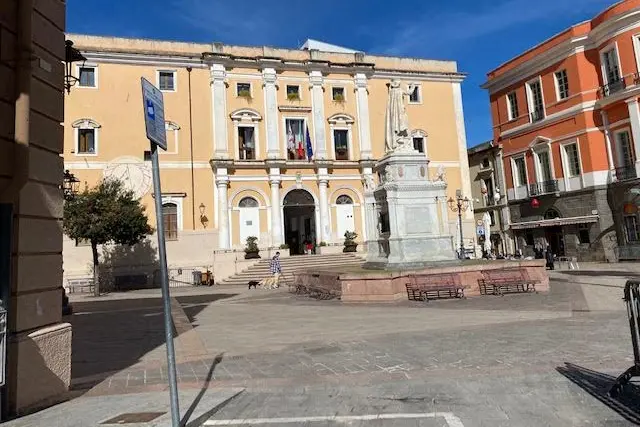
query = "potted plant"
xmin=333 ymin=93 xmax=345 ymax=102
xmin=244 ymin=236 xmax=261 ymax=259
xmin=238 ymin=89 xmax=252 ymax=99
xmin=287 ymin=92 xmax=300 ymax=101
xmin=343 ymin=231 xmax=358 ymax=253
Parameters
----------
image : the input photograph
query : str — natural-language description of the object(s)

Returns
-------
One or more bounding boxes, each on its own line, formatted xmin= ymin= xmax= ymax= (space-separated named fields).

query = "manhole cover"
xmin=102 ymin=412 xmax=166 ymax=424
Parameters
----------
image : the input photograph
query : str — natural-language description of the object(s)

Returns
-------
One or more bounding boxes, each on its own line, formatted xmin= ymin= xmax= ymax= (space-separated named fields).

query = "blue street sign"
xmin=141 ymin=77 xmax=167 ymax=150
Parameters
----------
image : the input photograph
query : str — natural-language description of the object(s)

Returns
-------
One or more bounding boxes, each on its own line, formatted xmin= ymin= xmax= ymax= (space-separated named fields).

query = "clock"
xmin=104 ymin=159 xmax=152 ymax=199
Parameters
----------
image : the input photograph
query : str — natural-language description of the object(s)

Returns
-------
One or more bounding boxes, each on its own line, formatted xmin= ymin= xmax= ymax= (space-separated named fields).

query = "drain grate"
xmin=101 ymin=412 xmax=166 ymax=424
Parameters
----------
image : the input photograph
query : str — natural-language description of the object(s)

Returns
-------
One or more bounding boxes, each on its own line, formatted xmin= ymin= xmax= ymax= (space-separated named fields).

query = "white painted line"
xmin=204 ymin=412 xmax=464 ymax=426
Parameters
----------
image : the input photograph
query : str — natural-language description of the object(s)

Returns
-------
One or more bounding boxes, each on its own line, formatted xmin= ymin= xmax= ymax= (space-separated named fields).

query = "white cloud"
xmin=376 ymin=0 xmax=613 ymax=56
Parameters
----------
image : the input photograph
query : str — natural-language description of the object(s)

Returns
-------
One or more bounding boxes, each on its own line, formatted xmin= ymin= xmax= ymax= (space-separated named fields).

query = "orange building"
xmin=482 ymin=0 xmax=640 ymax=262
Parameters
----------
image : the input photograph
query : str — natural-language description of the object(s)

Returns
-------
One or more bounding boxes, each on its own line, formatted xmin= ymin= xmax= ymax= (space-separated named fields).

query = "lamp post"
xmin=448 ymin=189 xmax=471 ymax=259
xmin=62 ymin=169 xmax=80 ymax=201
xmin=64 ymin=40 xmax=86 ymax=94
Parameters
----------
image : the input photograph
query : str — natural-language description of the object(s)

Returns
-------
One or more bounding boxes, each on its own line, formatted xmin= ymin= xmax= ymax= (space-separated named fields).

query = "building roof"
xmin=467 ymin=140 xmax=494 ymax=155
xmin=299 ymin=39 xmax=357 ymax=54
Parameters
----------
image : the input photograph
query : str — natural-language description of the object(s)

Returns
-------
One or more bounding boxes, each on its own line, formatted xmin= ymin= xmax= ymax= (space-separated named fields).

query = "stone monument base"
xmin=364 ymin=236 xmax=456 ymax=269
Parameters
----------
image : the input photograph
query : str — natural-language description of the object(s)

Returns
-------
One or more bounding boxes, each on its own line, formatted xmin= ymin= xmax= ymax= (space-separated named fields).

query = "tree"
xmin=63 ymin=179 xmax=152 ymax=296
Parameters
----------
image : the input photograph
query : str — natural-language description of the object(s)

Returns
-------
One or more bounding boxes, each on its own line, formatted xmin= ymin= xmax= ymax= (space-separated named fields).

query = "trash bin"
xmin=192 ymin=271 xmax=202 ymax=286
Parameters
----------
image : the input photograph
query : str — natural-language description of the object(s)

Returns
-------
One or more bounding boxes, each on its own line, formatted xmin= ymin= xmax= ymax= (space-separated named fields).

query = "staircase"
xmin=219 ymin=253 xmax=365 ymax=286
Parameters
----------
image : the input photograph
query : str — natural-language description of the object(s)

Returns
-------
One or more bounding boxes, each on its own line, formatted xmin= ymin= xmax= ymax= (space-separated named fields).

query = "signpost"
xmin=141 ymin=77 xmax=179 ymax=426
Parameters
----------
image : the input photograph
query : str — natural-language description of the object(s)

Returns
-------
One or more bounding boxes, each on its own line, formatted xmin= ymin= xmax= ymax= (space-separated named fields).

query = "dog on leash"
xmin=248 ymin=281 xmax=259 ymax=289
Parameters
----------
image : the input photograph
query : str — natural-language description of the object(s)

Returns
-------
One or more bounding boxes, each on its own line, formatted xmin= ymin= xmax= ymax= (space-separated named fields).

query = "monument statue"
xmin=436 ymin=164 xmax=446 ymax=182
xmin=385 ymin=80 xmax=415 ymax=153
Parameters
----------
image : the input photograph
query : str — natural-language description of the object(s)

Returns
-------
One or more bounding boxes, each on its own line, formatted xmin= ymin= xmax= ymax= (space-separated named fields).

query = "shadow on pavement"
xmin=556 ymin=362 xmax=640 ymax=425
xmin=181 ymin=353 xmax=224 ymax=426
xmin=561 ymin=270 xmax=637 ymax=278
xmin=67 ymin=293 xmax=236 ymax=382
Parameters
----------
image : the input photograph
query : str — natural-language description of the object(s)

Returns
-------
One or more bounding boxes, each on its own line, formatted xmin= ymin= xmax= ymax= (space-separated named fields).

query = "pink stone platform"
xmin=295 ymin=259 xmax=548 ymax=303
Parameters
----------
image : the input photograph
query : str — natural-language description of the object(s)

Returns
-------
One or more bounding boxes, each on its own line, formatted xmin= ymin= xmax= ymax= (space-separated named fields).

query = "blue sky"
xmin=68 ymin=0 xmax=616 ymax=147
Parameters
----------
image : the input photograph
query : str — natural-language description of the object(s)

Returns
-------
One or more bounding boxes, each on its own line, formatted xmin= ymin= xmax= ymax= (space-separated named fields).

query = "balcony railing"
xmin=598 ymin=73 xmax=640 ymax=98
xmin=529 ymin=109 xmax=544 ymax=123
xmin=528 ymin=179 xmax=558 ymax=196
xmin=615 ymin=165 xmax=638 ymax=181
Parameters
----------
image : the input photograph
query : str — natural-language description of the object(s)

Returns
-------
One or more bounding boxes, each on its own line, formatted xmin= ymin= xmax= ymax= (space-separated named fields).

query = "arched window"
xmin=72 ymin=118 xmax=101 ymax=155
xmin=544 ymin=209 xmax=561 ymax=220
xmin=336 ymin=195 xmax=354 ymax=205
xmin=162 ymin=203 xmax=178 ymax=240
xmin=239 ymin=197 xmax=259 ymax=208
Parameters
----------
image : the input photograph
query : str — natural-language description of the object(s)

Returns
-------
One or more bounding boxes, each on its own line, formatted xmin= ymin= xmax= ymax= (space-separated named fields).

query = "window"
xmin=526 ymin=79 xmax=544 ymax=122
xmin=489 ymin=211 xmax=496 ymax=226
xmin=413 ymin=137 xmax=425 ymax=153
xmin=286 ymin=85 xmax=300 ymax=100
xmin=513 ymin=157 xmax=527 ymax=187
xmin=564 ymin=143 xmax=581 ymax=177
xmin=483 ymin=177 xmax=494 ymax=204
xmin=481 ymin=157 xmax=491 ymax=169
xmin=506 ymin=92 xmax=519 ymax=121
xmin=578 ymin=224 xmax=591 ymax=244
xmin=554 ymin=70 xmax=569 ymax=100
xmin=162 ymin=203 xmax=178 ymax=240
xmin=239 ymin=197 xmax=259 ymax=208
xmin=602 ymin=48 xmax=621 ymax=84
xmin=237 ymin=83 xmax=251 ymax=98
xmin=536 ymin=150 xmax=553 ymax=182
xmin=77 ymin=129 xmax=96 ymax=154
xmin=626 ymin=215 xmax=640 ymax=242
xmin=285 ymin=118 xmax=306 ymax=160
xmin=616 ymin=130 xmax=635 ymax=167
xmin=158 ymin=71 xmax=176 ymax=91
xmin=332 ymin=87 xmax=345 ymax=102
xmin=333 ymin=129 xmax=349 ymax=160
xmin=409 ymin=85 xmax=421 ymax=103
xmin=336 ymin=195 xmax=353 ymax=204
xmin=238 ymin=126 xmax=256 ymax=160
xmin=78 ymin=66 xmax=96 ymax=88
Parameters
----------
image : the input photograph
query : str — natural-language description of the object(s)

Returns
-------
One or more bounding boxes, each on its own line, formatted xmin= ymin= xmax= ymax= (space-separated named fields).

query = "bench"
xmin=478 ymin=269 xmax=539 ymax=296
xmin=405 ymin=273 xmax=464 ymax=302
xmin=66 ymin=277 xmax=95 ymax=294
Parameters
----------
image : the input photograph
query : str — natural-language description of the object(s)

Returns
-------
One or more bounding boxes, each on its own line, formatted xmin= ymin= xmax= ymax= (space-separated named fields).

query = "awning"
xmin=510 ymin=215 xmax=599 ymax=230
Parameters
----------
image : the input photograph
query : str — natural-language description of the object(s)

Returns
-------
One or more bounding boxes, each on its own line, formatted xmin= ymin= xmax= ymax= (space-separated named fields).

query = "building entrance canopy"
xmin=510 ymin=215 xmax=599 ymax=230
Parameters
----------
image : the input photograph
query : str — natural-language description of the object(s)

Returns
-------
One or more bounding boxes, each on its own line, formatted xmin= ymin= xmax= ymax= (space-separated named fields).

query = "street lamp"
xmin=62 ymin=169 xmax=80 ymax=201
xmin=64 ymin=40 xmax=86 ymax=94
xmin=448 ymin=189 xmax=471 ymax=259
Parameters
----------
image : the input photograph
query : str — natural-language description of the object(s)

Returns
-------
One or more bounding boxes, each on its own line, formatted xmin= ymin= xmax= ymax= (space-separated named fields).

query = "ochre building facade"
xmin=64 ymin=35 xmax=473 ymax=276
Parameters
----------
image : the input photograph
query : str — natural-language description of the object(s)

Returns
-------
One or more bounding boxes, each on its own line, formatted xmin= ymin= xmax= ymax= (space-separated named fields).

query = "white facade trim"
xmin=525 ymin=76 xmax=546 ymax=121
xmin=75 ymin=63 xmax=99 ymax=89
xmin=162 ymin=121 xmax=180 ymax=154
xmin=229 ymin=186 xmax=270 ymax=207
xmin=156 ymin=69 xmax=178 ymax=92
xmin=500 ymin=100 xmax=597 ymax=138
xmin=210 ymin=63 xmax=228 ymax=157
xmin=72 ymin=119 xmax=100 ymax=157
xmin=599 ymin=41 xmax=623 ymax=86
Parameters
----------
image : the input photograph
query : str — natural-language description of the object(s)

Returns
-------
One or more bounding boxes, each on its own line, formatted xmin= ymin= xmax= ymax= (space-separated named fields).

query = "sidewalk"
xmin=4 ymin=387 xmax=244 ymax=427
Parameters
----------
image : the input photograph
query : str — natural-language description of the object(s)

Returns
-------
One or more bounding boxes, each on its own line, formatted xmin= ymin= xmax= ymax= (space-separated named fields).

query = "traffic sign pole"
xmin=150 ymin=143 xmax=180 ymax=426
xmin=141 ymin=77 xmax=179 ymax=426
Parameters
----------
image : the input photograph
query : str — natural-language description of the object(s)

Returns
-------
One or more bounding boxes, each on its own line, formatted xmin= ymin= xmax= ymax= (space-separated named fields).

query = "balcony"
xmin=615 ymin=165 xmax=638 ymax=181
xmin=528 ymin=180 xmax=558 ymax=196
xmin=529 ymin=109 xmax=544 ymax=123
xmin=598 ymin=73 xmax=640 ymax=98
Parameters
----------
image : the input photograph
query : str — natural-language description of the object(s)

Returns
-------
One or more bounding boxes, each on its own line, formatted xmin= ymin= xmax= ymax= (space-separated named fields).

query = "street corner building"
xmin=62 ymin=35 xmax=474 ymax=281
xmin=1 ymin=0 xmax=72 ymax=417
xmin=482 ymin=0 xmax=640 ymax=262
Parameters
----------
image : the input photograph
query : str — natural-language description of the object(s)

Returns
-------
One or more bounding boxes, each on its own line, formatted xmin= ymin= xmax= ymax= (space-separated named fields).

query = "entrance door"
xmin=238 ymin=197 xmax=260 ymax=245
xmin=335 ymin=195 xmax=355 ymax=239
xmin=545 ymin=226 xmax=565 ymax=257
xmin=283 ymin=190 xmax=316 ymax=255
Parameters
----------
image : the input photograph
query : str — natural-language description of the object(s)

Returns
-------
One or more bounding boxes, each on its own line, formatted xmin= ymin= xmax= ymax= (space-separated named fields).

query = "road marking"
xmin=204 ymin=412 xmax=464 ymax=426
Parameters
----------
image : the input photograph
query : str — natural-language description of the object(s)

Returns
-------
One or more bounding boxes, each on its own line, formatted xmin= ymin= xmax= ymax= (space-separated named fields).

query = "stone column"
xmin=263 ymin=68 xmax=280 ymax=159
xmin=269 ymin=168 xmax=283 ymax=246
xmin=354 ymin=73 xmax=372 ymax=159
xmin=600 ymin=110 xmax=616 ymax=179
xmin=210 ymin=63 xmax=228 ymax=158
xmin=309 ymin=71 xmax=327 ymax=159
xmin=318 ymin=167 xmax=331 ymax=242
xmin=626 ymin=98 xmax=640 ymax=177
xmin=216 ymin=169 xmax=230 ymax=249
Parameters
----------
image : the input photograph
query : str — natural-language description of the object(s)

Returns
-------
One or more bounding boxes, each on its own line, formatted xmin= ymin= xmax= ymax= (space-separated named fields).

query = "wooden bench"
xmin=405 ymin=273 xmax=464 ymax=302
xmin=66 ymin=277 xmax=95 ymax=294
xmin=478 ymin=269 xmax=539 ymax=296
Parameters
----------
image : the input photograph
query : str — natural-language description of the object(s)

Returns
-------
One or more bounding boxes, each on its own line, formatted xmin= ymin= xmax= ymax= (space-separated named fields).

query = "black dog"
xmin=248 ymin=281 xmax=259 ymax=289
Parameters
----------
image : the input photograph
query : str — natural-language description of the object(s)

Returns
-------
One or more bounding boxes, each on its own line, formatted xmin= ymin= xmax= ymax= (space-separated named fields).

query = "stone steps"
xmin=219 ymin=253 xmax=364 ymax=286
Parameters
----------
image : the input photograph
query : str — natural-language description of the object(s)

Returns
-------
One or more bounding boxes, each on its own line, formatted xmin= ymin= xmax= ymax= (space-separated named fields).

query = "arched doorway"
xmin=238 ymin=196 xmax=260 ymax=245
xmin=335 ymin=194 xmax=355 ymax=239
xmin=283 ymin=189 xmax=316 ymax=255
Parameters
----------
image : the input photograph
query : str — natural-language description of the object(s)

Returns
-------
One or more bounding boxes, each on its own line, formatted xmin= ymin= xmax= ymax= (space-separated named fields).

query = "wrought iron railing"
xmin=598 ymin=73 xmax=640 ymax=98
xmin=529 ymin=109 xmax=544 ymax=122
xmin=528 ymin=179 xmax=558 ymax=196
xmin=615 ymin=165 xmax=637 ymax=181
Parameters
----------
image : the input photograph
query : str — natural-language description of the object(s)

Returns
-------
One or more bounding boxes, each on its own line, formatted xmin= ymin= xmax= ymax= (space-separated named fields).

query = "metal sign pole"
xmin=150 ymin=143 xmax=180 ymax=426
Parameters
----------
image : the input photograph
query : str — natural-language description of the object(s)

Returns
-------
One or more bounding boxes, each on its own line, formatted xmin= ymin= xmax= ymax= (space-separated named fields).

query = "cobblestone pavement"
xmin=67 ymin=279 xmax=640 ymax=426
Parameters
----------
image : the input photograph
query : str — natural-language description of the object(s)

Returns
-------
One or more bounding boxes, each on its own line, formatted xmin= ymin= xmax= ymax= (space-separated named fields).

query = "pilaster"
xmin=269 ymin=167 xmax=283 ymax=246
xmin=317 ymin=167 xmax=331 ymax=242
xmin=263 ymin=68 xmax=280 ymax=159
xmin=210 ymin=64 xmax=228 ymax=158
xmin=354 ymin=73 xmax=372 ymax=159
xmin=625 ymin=98 xmax=640 ymax=177
xmin=215 ymin=168 xmax=230 ymax=249
xmin=309 ymin=71 xmax=327 ymax=159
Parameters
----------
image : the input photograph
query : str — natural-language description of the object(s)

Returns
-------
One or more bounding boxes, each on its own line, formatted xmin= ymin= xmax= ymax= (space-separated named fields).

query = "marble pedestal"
xmin=364 ymin=148 xmax=455 ymax=269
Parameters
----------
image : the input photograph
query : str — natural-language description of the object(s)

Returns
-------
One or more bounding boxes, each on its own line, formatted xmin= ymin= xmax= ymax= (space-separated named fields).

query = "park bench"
xmin=66 ymin=277 xmax=95 ymax=294
xmin=405 ymin=273 xmax=464 ymax=302
xmin=478 ymin=269 xmax=539 ymax=296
